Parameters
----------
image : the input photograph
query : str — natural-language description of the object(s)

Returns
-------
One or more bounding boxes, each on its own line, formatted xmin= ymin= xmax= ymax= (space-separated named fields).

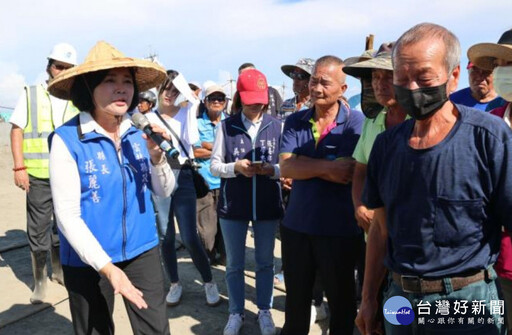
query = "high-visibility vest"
xmin=22 ymin=85 xmax=79 ymax=178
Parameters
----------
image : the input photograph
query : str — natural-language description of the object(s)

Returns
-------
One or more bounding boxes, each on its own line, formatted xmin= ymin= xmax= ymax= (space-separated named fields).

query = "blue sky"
xmin=1 ymin=0 xmax=511 ymax=110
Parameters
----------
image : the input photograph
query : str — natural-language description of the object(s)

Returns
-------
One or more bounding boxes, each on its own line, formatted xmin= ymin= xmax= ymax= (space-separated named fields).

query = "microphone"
xmin=132 ymin=113 xmax=179 ymax=159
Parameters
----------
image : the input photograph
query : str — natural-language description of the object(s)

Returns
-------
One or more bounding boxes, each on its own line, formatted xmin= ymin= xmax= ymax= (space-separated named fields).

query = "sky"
xmin=1 ymin=0 xmax=511 ymax=112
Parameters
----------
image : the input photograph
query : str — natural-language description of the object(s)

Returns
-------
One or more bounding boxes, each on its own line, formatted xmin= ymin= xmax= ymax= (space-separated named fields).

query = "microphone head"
xmin=132 ymin=112 xmax=150 ymax=130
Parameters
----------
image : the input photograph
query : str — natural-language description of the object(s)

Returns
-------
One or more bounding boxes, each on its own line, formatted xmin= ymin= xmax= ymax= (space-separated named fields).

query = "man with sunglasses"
xmin=9 ymin=42 xmax=78 ymax=304
xmin=279 ymin=58 xmax=315 ymax=121
xmin=193 ymin=84 xmax=228 ymax=266
xmin=450 ymin=61 xmax=506 ymax=111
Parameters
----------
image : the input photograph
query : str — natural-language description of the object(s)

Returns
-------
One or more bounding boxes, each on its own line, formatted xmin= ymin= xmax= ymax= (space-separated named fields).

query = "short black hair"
xmin=238 ymin=62 xmax=255 ymax=72
xmin=70 ymin=68 xmax=139 ymax=112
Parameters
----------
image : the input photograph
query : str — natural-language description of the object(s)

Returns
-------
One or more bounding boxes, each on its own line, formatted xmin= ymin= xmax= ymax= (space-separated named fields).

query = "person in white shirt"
xmin=47 ymin=41 xmax=174 ymax=334
xmin=148 ymin=70 xmax=221 ymax=308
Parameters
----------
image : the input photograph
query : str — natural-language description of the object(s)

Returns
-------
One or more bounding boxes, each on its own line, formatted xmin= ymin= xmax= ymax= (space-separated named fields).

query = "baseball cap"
xmin=236 ymin=69 xmax=268 ymax=105
xmin=205 ymin=84 xmax=226 ymax=97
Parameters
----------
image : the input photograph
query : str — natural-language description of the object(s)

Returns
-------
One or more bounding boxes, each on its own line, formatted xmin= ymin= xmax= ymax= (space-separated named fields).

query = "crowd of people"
xmin=8 ymin=22 xmax=512 ymax=335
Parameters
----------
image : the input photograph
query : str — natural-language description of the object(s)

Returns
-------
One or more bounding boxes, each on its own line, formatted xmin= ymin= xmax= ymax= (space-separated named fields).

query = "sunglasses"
xmin=52 ymin=63 xmax=71 ymax=71
xmin=207 ymin=96 xmax=226 ymax=103
xmin=289 ymin=72 xmax=309 ymax=80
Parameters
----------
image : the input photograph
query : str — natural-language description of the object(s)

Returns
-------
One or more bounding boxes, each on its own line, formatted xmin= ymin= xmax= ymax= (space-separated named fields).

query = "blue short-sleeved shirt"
xmin=194 ymin=112 xmax=226 ymax=190
xmin=450 ymin=87 xmax=506 ymax=112
xmin=280 ymin=102 xmax=364 ymax=236
xmin=364 ymin=104 xmax=512 ymax=277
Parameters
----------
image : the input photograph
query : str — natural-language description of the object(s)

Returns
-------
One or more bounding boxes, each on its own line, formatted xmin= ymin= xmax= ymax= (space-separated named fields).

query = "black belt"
xmin=392 ymin=270 xmax=487 ymax=294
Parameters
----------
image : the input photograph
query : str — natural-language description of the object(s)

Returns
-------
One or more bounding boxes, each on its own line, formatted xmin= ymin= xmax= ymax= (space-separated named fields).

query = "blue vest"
xmin=218 ymin=113 xmax=283 ymax=221
xmin=52 ymin=115 xmax=158 ymax=267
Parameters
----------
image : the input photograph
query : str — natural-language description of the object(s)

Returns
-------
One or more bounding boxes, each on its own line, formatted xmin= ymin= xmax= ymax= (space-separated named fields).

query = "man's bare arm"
xmin=355 ymin=207 xmax=388 ymax=335
xmin=279 ymin=153 xmax=354 ymax=184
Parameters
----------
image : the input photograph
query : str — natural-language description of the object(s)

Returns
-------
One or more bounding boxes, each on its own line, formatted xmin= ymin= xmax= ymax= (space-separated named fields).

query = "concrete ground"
xmin=0 ymin=122 xmax=335 ymax=334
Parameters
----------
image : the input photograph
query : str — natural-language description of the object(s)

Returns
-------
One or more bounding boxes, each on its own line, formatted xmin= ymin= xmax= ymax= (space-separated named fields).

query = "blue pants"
xmin=384 ymin=268 xmax=505 ymax=335
xmin=220 ymin=218 xmax=278 ymax=314
xmin=161 ymin=169 xmax=212 ymax=283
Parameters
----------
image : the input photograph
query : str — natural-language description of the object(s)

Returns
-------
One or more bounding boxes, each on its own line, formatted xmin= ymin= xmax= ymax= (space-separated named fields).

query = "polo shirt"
xmin=450 ymin=87 xmax=506 ymax=112
xmin=364 ymin=104 xmax=512 ymax=277
xmin=194 ymin=112 xmax=226 ymax=190
xmin=280 ymin=102 xmax=364 ymax=236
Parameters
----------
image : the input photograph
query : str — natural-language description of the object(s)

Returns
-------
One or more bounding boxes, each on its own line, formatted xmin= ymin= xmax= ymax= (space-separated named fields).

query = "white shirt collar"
xmin=241 ymin=112 xmax=263 ymax=125
xmin=79 ymin=111 xmax=133 ymax=137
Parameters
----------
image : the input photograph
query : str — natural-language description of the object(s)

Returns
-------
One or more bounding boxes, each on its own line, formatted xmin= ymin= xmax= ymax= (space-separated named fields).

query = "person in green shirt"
xmin=343 ymin=44 xmax=408 ymax=233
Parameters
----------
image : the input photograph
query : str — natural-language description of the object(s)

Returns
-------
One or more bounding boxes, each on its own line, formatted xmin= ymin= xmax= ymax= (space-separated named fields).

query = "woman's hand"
xmin=234 ymin=159 xmax=256 ymax=177
xmin=142 ymin=124 xmax=170 ymax=165
xmin=99 ymin=263 xmax=148 ymax=309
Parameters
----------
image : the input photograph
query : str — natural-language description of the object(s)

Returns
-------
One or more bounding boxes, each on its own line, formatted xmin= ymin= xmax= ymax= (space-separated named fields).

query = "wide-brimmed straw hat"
xmin=48 ymin=41 xmax=167 ymax=100
xmin=343 ymin=42 xmax=394 ymax=79
xmin=468 ymin=29 xmax=512 ymax=71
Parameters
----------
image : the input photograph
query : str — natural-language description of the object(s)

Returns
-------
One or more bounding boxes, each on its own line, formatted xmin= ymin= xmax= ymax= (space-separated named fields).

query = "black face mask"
xmin=393 ymin=83 xmax=448 ymax=120
xmin=360 ymin=78 xmax=383 ymax=119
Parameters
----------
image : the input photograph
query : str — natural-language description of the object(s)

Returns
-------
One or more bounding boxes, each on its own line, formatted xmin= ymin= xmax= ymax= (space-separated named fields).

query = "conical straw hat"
xmin=48 ymin=41 xmax=166 ymax=100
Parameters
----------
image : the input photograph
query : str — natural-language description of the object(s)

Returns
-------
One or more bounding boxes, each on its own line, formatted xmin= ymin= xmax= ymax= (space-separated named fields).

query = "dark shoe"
xmin=50 ymin=246 xmax=64 ymax=285
xmin=30 ymin=251 xmax=48 ymax=304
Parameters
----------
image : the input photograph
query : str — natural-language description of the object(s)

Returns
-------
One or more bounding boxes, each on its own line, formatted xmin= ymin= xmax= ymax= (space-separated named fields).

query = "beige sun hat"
xmin=343 ymin=42 xmax=394 ymax=79
xmin=48 ymin=41 xmax=167 ymax=100
xmin=468 ymin=29 xmax=512 ymax=71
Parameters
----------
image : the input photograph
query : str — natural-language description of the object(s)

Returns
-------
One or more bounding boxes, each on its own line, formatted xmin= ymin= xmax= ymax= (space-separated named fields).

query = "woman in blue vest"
xmin=47 ymin=41 xmax=174 ymax=334
xmin=211 ymin=69 xmax=283 ymax=335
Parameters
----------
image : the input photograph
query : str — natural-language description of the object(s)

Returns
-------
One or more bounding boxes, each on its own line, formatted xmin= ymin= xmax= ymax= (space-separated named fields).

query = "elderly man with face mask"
xmin=357 ymin=23 xmax=512 ymax=335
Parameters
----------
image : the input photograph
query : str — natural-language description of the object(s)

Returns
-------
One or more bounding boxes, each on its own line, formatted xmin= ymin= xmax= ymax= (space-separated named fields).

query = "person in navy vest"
xmin=279 ymin=55 xmax=364 ymax=335
xmin=47 ymin=41 xmax=174 ymax=334
xmin=211 ymin=69 xmax=283 ymax=335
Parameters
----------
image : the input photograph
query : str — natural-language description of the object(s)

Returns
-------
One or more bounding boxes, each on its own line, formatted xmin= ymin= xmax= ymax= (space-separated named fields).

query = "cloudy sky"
xmin=1 ymin=0 xmax=511 ymax=111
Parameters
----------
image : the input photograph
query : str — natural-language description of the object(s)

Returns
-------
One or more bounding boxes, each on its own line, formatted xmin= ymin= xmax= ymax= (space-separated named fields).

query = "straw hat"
xmin=48 ymin=41 xmax=167 ymax=100
xmin=343 ymin=42 xmax=394 ymax=79
xmin=468 ymin=29 xmax=512 ymax=71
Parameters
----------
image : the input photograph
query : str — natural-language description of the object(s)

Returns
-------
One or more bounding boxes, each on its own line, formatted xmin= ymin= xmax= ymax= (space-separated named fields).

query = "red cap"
xmin=467 ymin=61 xmax=474 ymax=69
xmin=237 ymin=69 xmax=268 ymax=105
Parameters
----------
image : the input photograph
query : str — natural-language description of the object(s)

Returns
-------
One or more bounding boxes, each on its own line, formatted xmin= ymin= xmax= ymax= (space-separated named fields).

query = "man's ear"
xmin=448 ymin=64 xmax=460 ymax=94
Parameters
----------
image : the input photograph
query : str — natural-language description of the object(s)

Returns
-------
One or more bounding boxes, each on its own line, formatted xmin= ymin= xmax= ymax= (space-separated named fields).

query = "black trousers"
xmin=280 ymin=225 xmax=362 ymax=335
xmin=63 ymin=247 xmax=170 ymax=335
xmin=26 ymin=175 xmax=59 ymax=252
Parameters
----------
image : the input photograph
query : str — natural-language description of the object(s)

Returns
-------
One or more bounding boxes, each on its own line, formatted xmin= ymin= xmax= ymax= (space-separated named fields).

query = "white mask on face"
xmin=493 ymin=65 xmax=512 ymax=101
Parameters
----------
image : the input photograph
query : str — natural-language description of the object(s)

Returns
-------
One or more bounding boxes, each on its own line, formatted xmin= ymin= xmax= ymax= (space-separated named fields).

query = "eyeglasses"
xmin=289 ymin=72 xmax=309 ymax=80
xmin=207 ymin=96 xmax=226 ymax=103
xmin=52 ymin=63 xmax=71 ymax=71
